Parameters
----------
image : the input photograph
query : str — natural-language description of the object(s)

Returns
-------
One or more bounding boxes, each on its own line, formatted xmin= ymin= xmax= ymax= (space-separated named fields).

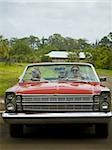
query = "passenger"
xmin=31 ymin=68 xmax=41 ymax=81
xmin=58 ymin=70 xmax=67 ymax=79
xmin=58 ymin=70 xmax=65 ymax=78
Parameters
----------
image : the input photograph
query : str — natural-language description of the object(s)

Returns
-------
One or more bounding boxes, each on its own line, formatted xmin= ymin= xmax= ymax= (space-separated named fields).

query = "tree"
xmin=41 ymin=55 xmax=52 ymax=62
xmin=77 ymin=39 xmax=91 ymax=50
xmin=0 ymin=33 xmax=111 ymax=69
xmin=64 ymin=37 xmax=78 ymax=50
xmin=48 ymin=33 xmax=65 ymax=50
xmin=68 ymin=51 xmax=78 ymax=62
xmin=0 ymin=36 xmax=11 ymax=63
xmin=28 ymin=35 xmax=40 ymax=49
xmin=98 ymin=32 xmax=112 ymax=48
xmin=91 ymin=46 xmax=112 ymax=69
xmin=11 ymin=40 xmax=34 ymax=62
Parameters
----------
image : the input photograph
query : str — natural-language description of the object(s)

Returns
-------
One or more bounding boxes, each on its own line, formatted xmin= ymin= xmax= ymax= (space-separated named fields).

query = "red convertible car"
xmin=2 ymin=62 xmax=112 ymax=137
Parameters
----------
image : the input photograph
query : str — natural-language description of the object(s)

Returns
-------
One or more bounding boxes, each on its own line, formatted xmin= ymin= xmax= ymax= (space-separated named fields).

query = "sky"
xmin=0 ymin=0 xmax=112 ymax=43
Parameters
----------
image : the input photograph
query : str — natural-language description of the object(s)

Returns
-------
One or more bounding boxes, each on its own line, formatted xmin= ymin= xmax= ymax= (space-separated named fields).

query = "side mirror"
xmin=100 ymin=76 xmax=107 ymax=82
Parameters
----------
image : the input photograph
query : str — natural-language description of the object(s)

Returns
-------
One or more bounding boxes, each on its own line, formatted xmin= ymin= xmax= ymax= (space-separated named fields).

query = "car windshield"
xmin=22 ymin=64 xmax=99 ymax=82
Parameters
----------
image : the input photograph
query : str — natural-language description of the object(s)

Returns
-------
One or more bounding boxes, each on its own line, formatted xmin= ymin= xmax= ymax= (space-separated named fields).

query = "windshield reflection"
xmin=22 ymin=64 xmax=98 ymax=82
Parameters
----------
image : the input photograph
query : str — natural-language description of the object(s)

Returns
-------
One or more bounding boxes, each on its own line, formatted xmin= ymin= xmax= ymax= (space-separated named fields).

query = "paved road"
xmin=0 ymin=116 xmax=112 ymax=150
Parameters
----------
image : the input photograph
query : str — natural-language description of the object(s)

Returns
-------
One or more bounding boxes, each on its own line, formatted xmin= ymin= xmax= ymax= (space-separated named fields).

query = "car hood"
xmin=6 ymin=81 xmax=109 ymax=95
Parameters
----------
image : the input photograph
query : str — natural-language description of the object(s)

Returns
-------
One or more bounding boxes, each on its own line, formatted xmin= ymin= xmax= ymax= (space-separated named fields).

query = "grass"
xmin=96 ymin=69 xmax=112 ymax=77
xmin=0 ymin=63 xmax=27 ymax=97
xmin=0 ymin=62 xmax=112 ymax=98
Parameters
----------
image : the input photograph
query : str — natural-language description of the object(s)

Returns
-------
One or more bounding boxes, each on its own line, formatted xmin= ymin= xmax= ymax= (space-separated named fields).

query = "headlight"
xmin=100 ymin=92 xmax=111 ymax=112
xmin=100 ymin=101 xmax=109 ymax=111
xmin=6 ymin=103 xmax=16 ymax=112
xmin=7 ymin=94 xmax=14 ymax=100
xmin=6 ymin=93 xmax=15 ymax=102
xmin=100 ymin=92 xmax=110 ymax=101
xmin=5 ymin=93 xmax=16 ymax=112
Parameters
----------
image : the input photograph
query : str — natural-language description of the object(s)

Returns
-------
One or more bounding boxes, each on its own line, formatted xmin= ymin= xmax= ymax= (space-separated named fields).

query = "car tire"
xmin=95 ymin=124 xmax=108 ymax=138
xmin=9 ymin=124 xmax=23 ymax=138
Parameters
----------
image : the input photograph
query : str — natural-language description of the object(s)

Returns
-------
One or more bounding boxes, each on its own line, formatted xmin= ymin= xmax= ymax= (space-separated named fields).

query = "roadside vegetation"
xmin=0 ymin=32 xmax=112 ymax=69
xmin=0 ymin=32 xmax=112 ymax=97
xmin=97 ymin=69 xmax=112 ymax=77
xmin=0 ymin=63 xmax=26 ymax=97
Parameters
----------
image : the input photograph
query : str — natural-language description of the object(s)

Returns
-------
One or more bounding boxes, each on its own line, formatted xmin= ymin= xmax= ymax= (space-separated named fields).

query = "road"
xmin=0 ymin=116 xmax=112 ymax=150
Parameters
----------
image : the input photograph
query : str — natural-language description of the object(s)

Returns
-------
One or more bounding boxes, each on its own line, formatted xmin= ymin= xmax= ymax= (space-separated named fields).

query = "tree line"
xmin=0 ymin=32 xmax=112 ymax=69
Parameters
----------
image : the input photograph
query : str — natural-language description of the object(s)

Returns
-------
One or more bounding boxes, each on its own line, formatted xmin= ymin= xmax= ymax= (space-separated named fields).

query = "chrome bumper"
xmin=2 ymin=112 xmax=112 ymax=124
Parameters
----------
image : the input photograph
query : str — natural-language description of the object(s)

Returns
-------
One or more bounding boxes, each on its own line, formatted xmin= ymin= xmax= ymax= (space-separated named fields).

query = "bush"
xmin=91 ymin=46 xmax=112 ymax=69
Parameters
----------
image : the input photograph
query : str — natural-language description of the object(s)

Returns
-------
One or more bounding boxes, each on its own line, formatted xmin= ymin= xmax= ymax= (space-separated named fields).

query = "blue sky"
xmin=0 ymin=0 xmax=111 ymax=43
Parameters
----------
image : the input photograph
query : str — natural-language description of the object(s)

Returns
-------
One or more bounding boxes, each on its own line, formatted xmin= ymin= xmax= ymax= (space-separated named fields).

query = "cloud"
xmin=0 ymin=0 xmax=111 ymax=42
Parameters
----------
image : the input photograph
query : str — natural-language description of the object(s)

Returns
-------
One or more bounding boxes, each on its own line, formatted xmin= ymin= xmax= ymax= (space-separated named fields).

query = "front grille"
xmin=17 ymin=94 xmax=94 ymax=112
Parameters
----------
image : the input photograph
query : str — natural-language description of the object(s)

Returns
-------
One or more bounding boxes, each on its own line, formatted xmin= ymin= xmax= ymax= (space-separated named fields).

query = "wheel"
xmin=95 ymin=124 xmax=109 ymax=138
xmin=9 ymin=124 xmax=23 ymax=138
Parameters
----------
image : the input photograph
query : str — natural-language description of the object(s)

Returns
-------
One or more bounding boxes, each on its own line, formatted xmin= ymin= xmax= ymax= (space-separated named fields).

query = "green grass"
xmin=0 ymin=63 xmax=27 ymax=97
xmin=0 ymin=62 xmax=112 ymax=98
xmin=96 ymin=69 xmax=112 ymax=77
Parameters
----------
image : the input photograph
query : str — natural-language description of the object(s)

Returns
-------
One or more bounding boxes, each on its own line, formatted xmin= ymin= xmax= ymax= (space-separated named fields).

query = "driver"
xmin=71 ymin=65 xmax=82 ymax=80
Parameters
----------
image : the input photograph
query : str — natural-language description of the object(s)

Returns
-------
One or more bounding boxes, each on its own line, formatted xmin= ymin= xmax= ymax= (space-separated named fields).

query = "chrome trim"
xmin=2 ymin=112 xmax=112 ymax=118
xmin=22 ymin=94 xmax=93 ymax=102
xmin=22 ymin=103 xmax=93 ymax=105
xmin=19 ymin=94 xmax=94 ymax=112
xmin=2 ymin=112 xmax=112 ymax=124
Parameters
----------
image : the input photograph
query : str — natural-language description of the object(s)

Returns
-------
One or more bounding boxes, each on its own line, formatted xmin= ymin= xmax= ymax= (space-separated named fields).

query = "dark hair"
xmin=71 ymin=65 xmax=79 ymax=72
